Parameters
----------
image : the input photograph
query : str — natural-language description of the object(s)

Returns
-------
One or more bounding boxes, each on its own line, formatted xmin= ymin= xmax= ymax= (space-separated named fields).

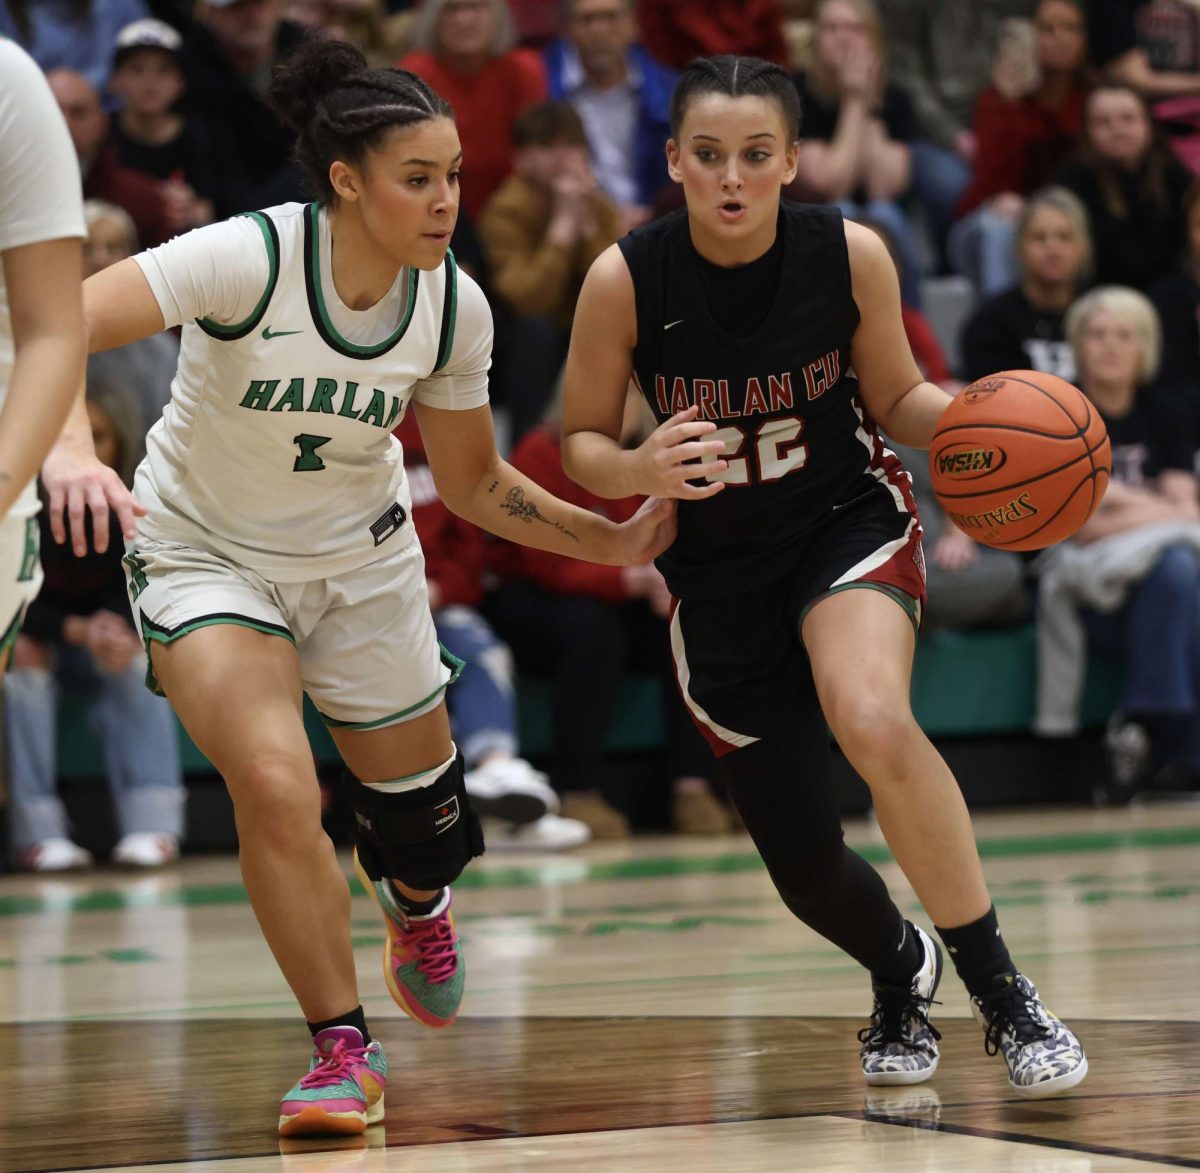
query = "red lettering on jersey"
xmin=670 ymin=377 xmax=690 ymax=414
xmin=768 ymin=372 xmax=794 ymax=411
xmin=823 ymin=350 xmax=841 ymax=385
xmin=804 ymin=359 xmax=829 ymax=401
xmin=694 ymin=379 xmax=718 ymax=420
xmin=716 ymin=379 xmax=740 ymax=417
xmin=654 ymin=374 xmax=670 ymax=415
xmin=744 ymin=377 xmax=769 ymax=417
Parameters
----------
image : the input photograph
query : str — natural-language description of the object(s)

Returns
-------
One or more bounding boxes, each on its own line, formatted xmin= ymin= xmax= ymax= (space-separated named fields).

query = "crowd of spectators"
xmin=6 ymin=0 xmax=1200 ymax=868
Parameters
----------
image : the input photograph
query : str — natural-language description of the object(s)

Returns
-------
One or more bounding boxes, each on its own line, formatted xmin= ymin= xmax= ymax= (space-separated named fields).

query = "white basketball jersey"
xmin=135 ymin=202 xmax=464 ymax=581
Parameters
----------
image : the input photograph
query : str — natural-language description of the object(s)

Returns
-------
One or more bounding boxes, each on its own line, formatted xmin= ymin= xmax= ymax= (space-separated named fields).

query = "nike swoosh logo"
xmin=262 ymin=326 xmax=304 ymax=340
xmin=665 ymin=320 xmax=684 ymax=331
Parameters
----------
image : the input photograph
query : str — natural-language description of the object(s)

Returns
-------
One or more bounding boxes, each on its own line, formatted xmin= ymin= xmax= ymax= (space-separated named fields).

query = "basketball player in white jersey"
xmin=40 ymin=35 xmax=676 ymax=1138
xmin=0 ymin=41 xmax=87 ymax=682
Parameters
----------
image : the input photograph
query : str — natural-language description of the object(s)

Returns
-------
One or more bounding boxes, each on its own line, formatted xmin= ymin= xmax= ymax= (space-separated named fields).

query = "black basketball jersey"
xmin=620 ymin=200 xmax=911 ymax=597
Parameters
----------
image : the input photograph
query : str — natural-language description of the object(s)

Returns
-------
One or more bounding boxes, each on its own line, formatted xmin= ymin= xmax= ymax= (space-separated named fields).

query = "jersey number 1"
xmin=293 ymin=433 xmax=331 ymax=472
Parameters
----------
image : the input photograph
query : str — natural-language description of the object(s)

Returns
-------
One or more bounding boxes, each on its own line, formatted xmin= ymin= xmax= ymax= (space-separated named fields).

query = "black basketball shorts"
xmin=668 ymin=493 xmax=925 ymax=757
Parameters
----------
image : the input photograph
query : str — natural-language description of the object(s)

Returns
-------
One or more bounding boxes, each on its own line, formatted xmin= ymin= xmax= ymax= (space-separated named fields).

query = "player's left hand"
xmin=612 ymin=496 xmax=677 ymax=565
xmin=42 ymin=444 xmax=146 ymax=556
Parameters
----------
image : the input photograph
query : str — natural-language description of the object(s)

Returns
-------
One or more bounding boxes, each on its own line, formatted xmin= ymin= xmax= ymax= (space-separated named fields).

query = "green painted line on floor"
xmin=2 ymin=825 xmax=1199 ymax=919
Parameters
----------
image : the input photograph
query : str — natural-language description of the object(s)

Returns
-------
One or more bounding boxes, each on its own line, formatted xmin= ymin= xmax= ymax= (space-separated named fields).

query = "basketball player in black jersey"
xmin=562 ymin=56 xmax=1088 ymax=1098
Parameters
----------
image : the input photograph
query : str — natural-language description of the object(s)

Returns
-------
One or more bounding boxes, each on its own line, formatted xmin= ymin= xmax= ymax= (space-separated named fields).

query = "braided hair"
xmin=268 ymin=36 xmax=454 ymax=201
xmin=669 ymin=55 xmax=802 ymax=142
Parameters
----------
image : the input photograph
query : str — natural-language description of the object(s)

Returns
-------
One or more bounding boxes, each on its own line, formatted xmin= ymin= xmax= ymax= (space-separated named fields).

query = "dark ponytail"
xmin=267 ymin=34 xmax=454 ymax=200
xmin=669 ymin=55 xmax=802 ymax=141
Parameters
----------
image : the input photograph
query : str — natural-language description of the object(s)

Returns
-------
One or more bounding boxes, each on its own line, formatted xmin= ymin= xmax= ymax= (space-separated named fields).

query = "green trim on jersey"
xmin=303 ymin=202 xmax=420 ymax=360
xmin=196 ymin=212 xmax=281 ymax=340
xmin=433 ymin=249 xmax=458 ymax=373
xmin=318 ymin=642 xmax=465 ymax=730
xmin=138 ymin=611 xmax=295 ymax=695
xmin=0 ymin=601 xmax=26 ymax=664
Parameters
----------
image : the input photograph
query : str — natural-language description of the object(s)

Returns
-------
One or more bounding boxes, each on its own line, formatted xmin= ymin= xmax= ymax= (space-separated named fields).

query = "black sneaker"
xmin=859 ymin=925 xmax=943 ymax=1086
xmin=972 ymin=973 xmax=1088 ymax=1098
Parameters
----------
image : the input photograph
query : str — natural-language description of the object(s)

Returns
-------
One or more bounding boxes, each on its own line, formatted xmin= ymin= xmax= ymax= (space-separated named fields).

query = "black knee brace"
xmin=348 ymin=752 xmax=484 ymax=889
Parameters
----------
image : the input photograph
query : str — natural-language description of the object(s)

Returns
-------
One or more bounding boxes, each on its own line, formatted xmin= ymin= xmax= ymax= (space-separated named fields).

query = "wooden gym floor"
xmin=2 ymin=801 xmax=1198 ymax=1172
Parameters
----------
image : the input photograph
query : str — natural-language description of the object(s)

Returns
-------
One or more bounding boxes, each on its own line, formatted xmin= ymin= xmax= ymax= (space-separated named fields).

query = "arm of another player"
xmin=560 ymin=245 xmax=727 ymax=499
xmin=0 ymin=238 xmax=86 ymax=520
xmin=846 ymin=220 xmax=952 ymax=449
xmin=41 ymin=258 xmax=165 ymax=555
xmin=416 ymin=401 xmax=675 ymax=566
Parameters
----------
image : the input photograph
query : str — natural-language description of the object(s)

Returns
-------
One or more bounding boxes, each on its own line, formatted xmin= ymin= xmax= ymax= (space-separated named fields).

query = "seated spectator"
xmin=959 ymin=185 xmax=1090 ymax=382
xmin=400 ymin=0 xmax=546 ymax=221
xmin=393 ymin=414 xmax=590 ymax=850
xmin=108 ymin=18 xmax=230 ymax=228
xmin=80 ymin=201 xmax=178 ymax=436
xmin=893 ymin=439 xmax=1029 ymax=629
xmin=47 ymin=68 xmax=172 ymax=249
xmin=792 ymin=0 xmax=922 ymax=307
xmin=1085 ymin=0 xmax=1200 ymax=101
xmin=1058 ymin=82 xmax=1192 ymax=290
xmin=545 ymin=0 xmax=677 ymax=232
xmin=1036 ymin=285 xmax=1200 ymax=803
xmin=950 ymin=0 xmax=1089 ymax=297
xmin=484 ymin=394 xmax=728 ymax=840
xmin=181 ymin=0 xmax=306 ymax=213
xmin=0 ymin=0 xmax=150 ymax=91
xmin=1150 ymin=177 xmax=1200 ymax=402
xmin=636 ymin=0 xmax=789 ymax=71
xmin=877 ymin=0 xmax=1038 ymax=266
xmin=5 ymin=379 xmax=184 ymax=872
xmin=480 ymin=100 xmax=623 ymax=443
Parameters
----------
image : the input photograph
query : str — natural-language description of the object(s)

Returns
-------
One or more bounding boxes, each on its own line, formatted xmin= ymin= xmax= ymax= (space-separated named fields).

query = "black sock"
xmin=388 ymin=882 xmax=444 ymax=918
xmin=866 ymin=915 xmax=924 ymax=987
xmin=935 ymin=905 xmax=1017 ymax=1000
xmin=307 ymin=1005 xmax=370 ymax=1044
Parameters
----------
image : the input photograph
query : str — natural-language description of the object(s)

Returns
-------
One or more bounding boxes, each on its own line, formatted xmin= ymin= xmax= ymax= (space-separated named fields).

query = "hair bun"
xmin=267 ymin=34 xmax=368 ymax=134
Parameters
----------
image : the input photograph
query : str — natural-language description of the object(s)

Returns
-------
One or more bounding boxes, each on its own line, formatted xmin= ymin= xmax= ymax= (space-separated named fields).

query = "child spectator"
xmin=960 ymin=185 xmax=1091 ymax=382
xmin=400 ymin=0 xmax=547 ymax=220
xmin=6 ymin=379 xmax=184 ymax=871
xmin=1058 ymin=82 xmax=1192 ymax=289
xmin=108 ymin=18 xmax=229 ymax=228
xmin=480 ymin=100 xmax=623 ymax=443
xmin=950 ymin=0 xmax=1090 ymax=296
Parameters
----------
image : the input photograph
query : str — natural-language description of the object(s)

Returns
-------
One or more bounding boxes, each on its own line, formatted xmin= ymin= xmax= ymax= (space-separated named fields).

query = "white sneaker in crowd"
xmin=19 ymin=836 xmax=94 ymax=872
xmin=112 ymin=832 xmax=180 ymax=868
xmin=464 ymin=757 xmax=558 ymax=825
xmin=483 ymin=813 xmax=592 ymax=852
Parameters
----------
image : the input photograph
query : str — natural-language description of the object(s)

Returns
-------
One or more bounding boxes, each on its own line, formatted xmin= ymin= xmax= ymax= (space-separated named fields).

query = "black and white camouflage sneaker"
xmin=972 ymin=973 xmax=1088 ymax=1098
xmin=859 ymin=924 xmax=943 ymax=1086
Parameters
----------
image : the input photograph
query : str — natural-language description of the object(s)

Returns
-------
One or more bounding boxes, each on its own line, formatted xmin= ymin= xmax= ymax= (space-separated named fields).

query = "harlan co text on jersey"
xmin=238 ymin=377 xmax=404 ymax=430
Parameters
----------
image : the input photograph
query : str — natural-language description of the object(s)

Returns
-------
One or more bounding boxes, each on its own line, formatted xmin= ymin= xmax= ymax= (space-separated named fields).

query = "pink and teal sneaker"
xmin=278 ymin=1026 xmax=387 ymax=1137
xmin=354 ymin=850 xmax=464 ymax=1028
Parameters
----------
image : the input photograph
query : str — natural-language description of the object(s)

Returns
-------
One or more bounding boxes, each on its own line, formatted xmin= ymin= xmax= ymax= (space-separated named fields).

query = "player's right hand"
xmin=633 ymin=405 xmax=728 ymax=500
xmin=41 ymin=444 xmax=146 ymax=557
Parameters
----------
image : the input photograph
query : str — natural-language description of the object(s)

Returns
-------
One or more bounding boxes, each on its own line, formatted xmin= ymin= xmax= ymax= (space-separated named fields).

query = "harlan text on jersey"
xmin=238 ymin=377 xmax=404 ymax=431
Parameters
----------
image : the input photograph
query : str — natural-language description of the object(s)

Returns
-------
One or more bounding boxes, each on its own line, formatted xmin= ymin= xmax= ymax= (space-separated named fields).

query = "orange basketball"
xmin=929 ymin=370 xmax=1111 ymax=551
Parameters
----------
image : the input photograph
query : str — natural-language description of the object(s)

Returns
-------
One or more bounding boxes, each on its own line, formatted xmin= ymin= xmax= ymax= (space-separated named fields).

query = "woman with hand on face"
xmin=40 ymin=34 xmax=674 ymax=1137
xmin=563 ymin=54 xmax=1088 ymax=1100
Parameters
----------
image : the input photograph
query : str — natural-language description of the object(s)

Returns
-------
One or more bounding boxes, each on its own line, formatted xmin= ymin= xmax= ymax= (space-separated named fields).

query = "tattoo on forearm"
xmin=500 ymin=486 xmax=579 ymax=541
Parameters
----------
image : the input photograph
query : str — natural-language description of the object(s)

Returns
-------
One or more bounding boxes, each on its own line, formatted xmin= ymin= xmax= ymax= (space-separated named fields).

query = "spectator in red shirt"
xmin=950 ymin=0 xmax=1091 ymax=296
xmin=635 ymin=0 xmax=789 ymax=71
xmin=483 ymin=395 xmax=726 ymax=840
xmin=400 ymin=0 xmax=547 ymax=220
xmin=47 ymin=67 xmax=172 ymax=248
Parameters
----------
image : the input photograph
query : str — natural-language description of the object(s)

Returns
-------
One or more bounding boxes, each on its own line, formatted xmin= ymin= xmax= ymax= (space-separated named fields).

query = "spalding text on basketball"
xmin=946 ymin=492 xmax=1039 ymax=532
